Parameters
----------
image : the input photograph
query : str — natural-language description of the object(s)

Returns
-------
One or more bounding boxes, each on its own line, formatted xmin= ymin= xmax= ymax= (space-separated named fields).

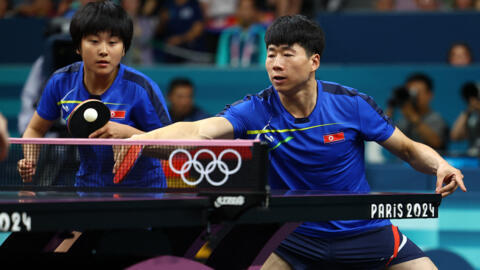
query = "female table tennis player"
xmin=17 ymin=1 xmax=171 ymax=187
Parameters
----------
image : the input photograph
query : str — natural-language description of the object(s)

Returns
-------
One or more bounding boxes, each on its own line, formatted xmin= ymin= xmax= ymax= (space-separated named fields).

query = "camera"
xmin=461 ymin=82 xmax=479 ymax=102
xmin=388 ymin=86 xmax=417 ymax=108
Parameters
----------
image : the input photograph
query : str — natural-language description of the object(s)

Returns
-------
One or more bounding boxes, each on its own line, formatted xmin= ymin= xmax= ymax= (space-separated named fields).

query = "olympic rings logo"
xmin=168 ymin=148 xmax=242 ymax=186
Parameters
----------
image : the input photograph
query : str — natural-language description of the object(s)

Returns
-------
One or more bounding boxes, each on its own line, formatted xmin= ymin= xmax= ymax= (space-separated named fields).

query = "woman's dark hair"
xmin=264 ymin=15 xmax=325 ymax=57
xmin=70 ymin=1 xmax=133 ymax=52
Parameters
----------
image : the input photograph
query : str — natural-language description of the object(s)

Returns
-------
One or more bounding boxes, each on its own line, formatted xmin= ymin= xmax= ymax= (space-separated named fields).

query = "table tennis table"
xmin=0 ymin=187 xmax=441 ymax=269
xmin=0 ymin=188 xmax=441 ymax=232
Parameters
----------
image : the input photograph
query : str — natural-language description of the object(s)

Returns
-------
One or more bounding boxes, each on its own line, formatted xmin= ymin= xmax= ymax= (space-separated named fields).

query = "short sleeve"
xmin=357 ymin=94 xmax=395 ymax=142
xmin=217 ymin=97 xmax=253 ymax=139
xmin=131 ymin=83 xmax=171 ymax=132
xmin=36 ymin=78 xmax=61 ymax=121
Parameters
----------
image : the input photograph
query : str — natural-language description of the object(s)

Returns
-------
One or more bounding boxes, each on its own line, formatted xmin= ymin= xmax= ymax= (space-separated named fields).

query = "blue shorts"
xmin=275 ymin=225 xmax=425 ymax=270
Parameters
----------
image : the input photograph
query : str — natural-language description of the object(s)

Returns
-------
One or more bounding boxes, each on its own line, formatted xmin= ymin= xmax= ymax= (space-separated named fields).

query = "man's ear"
xmin=311 ymin=53 xmax=320 ymax=71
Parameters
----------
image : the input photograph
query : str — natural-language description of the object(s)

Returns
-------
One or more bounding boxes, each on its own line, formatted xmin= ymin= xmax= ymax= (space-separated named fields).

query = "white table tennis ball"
xmin=83 ymin=108 xmax=98 ymax=122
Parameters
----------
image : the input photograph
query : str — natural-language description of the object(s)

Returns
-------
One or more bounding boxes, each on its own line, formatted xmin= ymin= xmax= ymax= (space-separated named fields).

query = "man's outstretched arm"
xmin=113 ymin=117 xmax=235 ymax=173
xmin=132 ymin=117 xmax=235 ymax=140
xmin=380 ymin=127 xmax=466 ymax=197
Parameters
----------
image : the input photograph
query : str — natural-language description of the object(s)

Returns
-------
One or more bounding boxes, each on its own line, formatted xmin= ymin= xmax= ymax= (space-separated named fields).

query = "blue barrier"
xmin=0 ymin=18 xmax=47 ymax=63
xmin=317 ymin=12 xmax=480 ymax=64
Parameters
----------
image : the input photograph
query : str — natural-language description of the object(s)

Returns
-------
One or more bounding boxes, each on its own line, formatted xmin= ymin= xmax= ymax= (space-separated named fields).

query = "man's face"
xmin=265 ymin=43 xmax=318 ymax=94
xmin=168 ymin=85 xmax=194 ymax=115
xmin=78 ymin=32 xmax=125 ymax=77
xmin=406 ymin=80 xmax=432 ymax=110
xmin=449 ymin=45 xmax=471 ymax=66
xmin=236 ymin=0 xmax=256 ymax=27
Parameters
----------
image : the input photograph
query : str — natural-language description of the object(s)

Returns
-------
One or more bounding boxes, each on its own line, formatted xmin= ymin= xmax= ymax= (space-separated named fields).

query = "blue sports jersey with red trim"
xmin=218 ymin=80 xmax=395 ymax=237
xmin=36 ymin=62 xmax=171 ymax=187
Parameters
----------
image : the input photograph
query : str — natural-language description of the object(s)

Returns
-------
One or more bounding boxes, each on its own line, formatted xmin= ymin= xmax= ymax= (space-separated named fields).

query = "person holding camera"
xmin=450 ymin=82 xmax=480 ymax=156
xmin=387 ymin=73 xmax=448 ymax=151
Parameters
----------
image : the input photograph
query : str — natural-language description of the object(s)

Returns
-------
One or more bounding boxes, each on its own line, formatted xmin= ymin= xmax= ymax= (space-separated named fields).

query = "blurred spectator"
xmin=199 ymin=0 xmax=237 ymax=55
xmin=154 ymin=0 xmax=208 ymax=64
xmin=375 ymin=0 xmax=395 ymax=11
xmin=57 ymin=0 xmax=97 ymax=18
xmin=121 ymin=0 xmax=156 ymax=65
xmin=393 ymin=0 xmax=418 ymax=11
xmin=0 ymin=113 xmax=8 ymax=161
xmin=317 ymin=0 xmax=348 ymax=12
xmin=216 ymin=0 xmax=266 ymax=67
xmin=450 ymin=82 xmax=480 ymax=156
xmin=267 ymin=0 xmax=301 ymax=17
xmin=393 ymin=0 xmax=446 ymax=11
xmin=264 ymin=0 xmax=322 ymax=18
xmin=387 ymin=73 xmax=448 ymax=150
xmin=448 ymin=42 xmax=473 ymax=67
xmin=415 ymin=0 xmax=440 ymax=10
xmin=56 ymin=0 xmax=74 ymax=17
xmin=141 ymin=0 xmax=160 ymax=16
xmin=199 ymin=0 xmax=237 ymax=30
xmin=167 ymin=78 xmax=210 ymax=122
xmin=13 ymin=0 xmax=55 ymax=17
xmin=263 ymin=0 xmax=324 ymax=19
xmin=453 ymin=0 xmax=475 ymax=10
xmin=0 ymin=0 xmax=13 ymax=18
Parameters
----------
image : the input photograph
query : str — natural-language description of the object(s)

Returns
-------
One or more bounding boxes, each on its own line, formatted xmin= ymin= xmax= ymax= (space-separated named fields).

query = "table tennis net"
xmin=2 ymin=138 xmax=268 ymax=192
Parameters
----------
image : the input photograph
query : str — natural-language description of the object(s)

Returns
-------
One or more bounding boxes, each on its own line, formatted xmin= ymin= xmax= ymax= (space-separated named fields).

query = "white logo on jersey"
xmin=265 ymin=135 xmax=274 ymax=143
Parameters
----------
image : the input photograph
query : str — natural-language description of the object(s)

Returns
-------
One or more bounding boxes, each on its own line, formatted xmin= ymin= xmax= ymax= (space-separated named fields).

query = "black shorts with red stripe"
xmin=275 ymin=225 xmax=425 ymax=270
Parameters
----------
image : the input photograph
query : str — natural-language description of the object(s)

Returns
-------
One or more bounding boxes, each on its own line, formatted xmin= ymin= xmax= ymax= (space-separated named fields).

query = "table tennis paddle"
xmin=67 ymin=99 xmax=110 ymax=138
xmin=113 ymin=145 xmax=143 ymax=184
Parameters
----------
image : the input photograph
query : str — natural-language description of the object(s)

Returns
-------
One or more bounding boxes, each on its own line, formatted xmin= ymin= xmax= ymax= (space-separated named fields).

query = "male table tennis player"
xmin=17 ymin=1 xmax=171 ymax=187
xmin=117 ymin=15 xmax=466 ymax=269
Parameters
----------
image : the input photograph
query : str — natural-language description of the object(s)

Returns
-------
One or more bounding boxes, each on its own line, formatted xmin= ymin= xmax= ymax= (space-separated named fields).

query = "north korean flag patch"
xmin=323 ymin=132 xmax=345 ymax=144
xmin=111 ymin=110 xmax=126 ymax=119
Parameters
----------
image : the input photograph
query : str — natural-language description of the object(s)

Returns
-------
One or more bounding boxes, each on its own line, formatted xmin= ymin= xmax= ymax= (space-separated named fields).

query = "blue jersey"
xmin=219 ymin=80 xmax=395 ymax=237
xmin=36 ymin=62 xmax=171 ymax=187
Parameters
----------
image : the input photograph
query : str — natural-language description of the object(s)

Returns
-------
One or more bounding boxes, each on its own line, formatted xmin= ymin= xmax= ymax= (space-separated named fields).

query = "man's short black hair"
xmin=406 ymin=73 xmax=433 ymax=92
xmin=70 ymin=0 xmax=133 ymax=52
xmin=168 ymin=78 xmax=194 ymax=95
xmin=264 ymin=14 xmax=325 ymax=57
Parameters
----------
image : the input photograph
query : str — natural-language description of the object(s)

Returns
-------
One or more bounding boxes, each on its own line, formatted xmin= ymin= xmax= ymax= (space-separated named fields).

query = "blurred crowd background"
xmin=1 ymin=0 xmax=480 ymax=65
xmin=1 ymin=1 xmax=480 ymax=268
